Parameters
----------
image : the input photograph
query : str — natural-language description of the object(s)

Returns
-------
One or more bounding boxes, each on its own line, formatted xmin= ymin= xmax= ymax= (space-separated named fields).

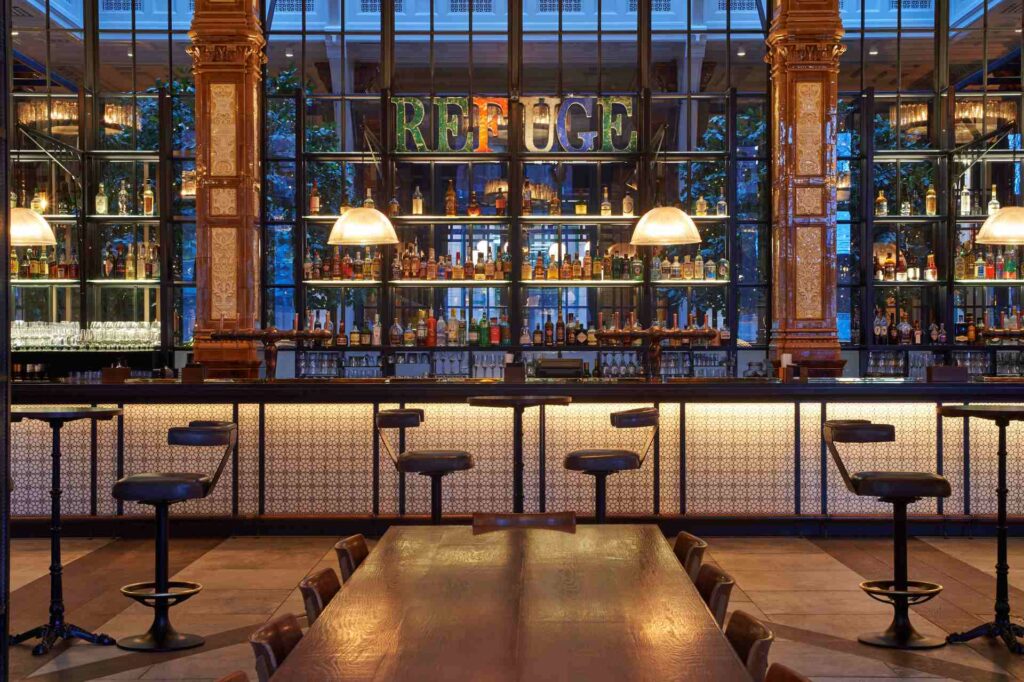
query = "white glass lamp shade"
xmin=630 ymin=206 xmax=701 ymax=246
xmin=327 ymin=207 xmax=398 ymax=246
xmin=10 ymin=208 xmax=57 ymax=247
xmin=976 ymin=207 xmax=1024 ymax=245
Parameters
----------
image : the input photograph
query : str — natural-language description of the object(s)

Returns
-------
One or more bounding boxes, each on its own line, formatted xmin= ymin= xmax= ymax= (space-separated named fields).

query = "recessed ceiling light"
xmin=1017 ymin=28 xmax=1023 ymax=33
xmin=285 ymin=49 xmax=294 ymax=58
xmin=868 ymin=48 xmax=879 ymax=56
xmin=737 ymin=48 xmax=746 ymax=57
xmin=127 ymin=51 xmax=133 ymax=57
xmin=11 ymin=31 xmax=18 ymax=36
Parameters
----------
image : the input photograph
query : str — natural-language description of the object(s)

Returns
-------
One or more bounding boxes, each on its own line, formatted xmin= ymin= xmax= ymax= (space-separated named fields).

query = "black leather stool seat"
xmin=397 ymin=450 xmax=473 ymax=474
xmin=113 ymin=473 xmax=212 ymax=503
xmin=851 ymin=471 xmax=952 ymax=499
xmin=564 ymin=449 xmax=641 ymax=472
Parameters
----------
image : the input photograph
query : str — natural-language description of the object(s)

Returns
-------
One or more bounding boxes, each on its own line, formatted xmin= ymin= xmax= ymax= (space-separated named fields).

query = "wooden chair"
xmin=472 ymin=512 xmax=576 ymax=533
xmin=248 ymin=613 xmax=303 ymax=682
xmin=766 ymin=662 xmax=811 ymax=682
xmin=695 ymin=563 xmax=735 ymax=627
xmin=215 ymin=673 xmax=249 ymax=682
xmin=298 ymin=567 xmax=341 ymax=624
xmin=334 ymin=534 xmax=370 ymax=582
xmin=726 ymin=610 xmax=775 ymax=682
xmin=672 ymin=531 xmax=708 ymax=582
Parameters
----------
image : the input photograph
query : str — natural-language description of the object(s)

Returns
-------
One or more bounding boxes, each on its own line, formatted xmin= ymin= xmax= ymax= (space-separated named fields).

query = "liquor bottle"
xmin=898 ymin=311 xmax=913 ymax=345
xmin=888 ymin=313 xmax=899 ymax=345
xmin=695 ymin=195 xmax=708 ymax=217
xmin=448 ymin=308 xmax=460 ymax=345
xmin=522 ymin=179 xmax=533 ymax=215
xmin=704 ymin=256 xmax=716 ymax=280
xmin=900 ymin=193 xmax=912 ymax=216
xmin=986 ymin=249 xmax=996 ymax=279
xmin=533 ymin=253 xmax=545 ymax=280
xmin=622 ymin=192 xmax=634 ymax=218
xmin=555 ymin=312 xmax=566 ymax=345
xmin=996 ymin=248 xmax=1006 ymax=280
xmin=520 ymin=325 xmax=531 ymax=346
xmin=426 ymin=248 xmax=438 ymax=280
xmin=716 ymin=189 xmax=728 ymax=216
xmin=340 ymin=192 xmax=352 ymax=215
xmin=494 ymin=188 xmax=506 ymax=216
xmin=389 ymin=318 xmax=403 ymax=346
xmin=1006 ymin=248 xmax=1018 ymax=280
xmin=989 ymin=184 xmax=1001 ymax=216
xmin=95 ymin=183 xmax=108 ymax=215
xmin=426 ymin=310 xmax=437 ymax=348
xmin=477 ymin=314 xmax=490 ymax=348
xmin=587 ymin=320 xmax=597 ymax=345
xmin=9 ymin=248 xmax=17 ymax=280
xmin=138 ymin=180 xmax=154 ymax=216
xmin=473 ymin=252 xmax=485 ymax=281
xmin=303 ymin=247 xmax=313 ymax=281
xmin=532 ymin=323 xmax=543 ymax=346
xmin=467 ymin=191 xmax=481 ymax=217
xmin=631 ymin=252 xmax=644 ymax=281
xmin=600 ymin=186 xmax=612 ymax=216
xmin=694 ymin=253 xmax=704 ymax=281
xmin=18 ymin=249 xmax=30 ymax=280
xmin=306 ymin=178 xmax=321 ymax=215
xmin=670 ymin=256 xmax=681 ymax=279
xmin=388 ymin=194 xmax=400 ymax=218
xmin=126 ymin=244 xmax=137 ymax=279
xmin=954 ymin=247 xmax=966 ymax=280
xmin=69 ymin=249 xmax=80 ymax=280
xmin=544 ymin=313 xmax=554 ymax=346
xmin=118 ymin=180 xmax=130 ymax=215
xmin=411 ymin=185 xmax=424 ymax=215
xmin=115 ymin=244 xmax=127 ymax=279
xmin=491 ymin=317 xmax=503 ymax=346
xmin=559 ymin=255 xmax=572 ymax=280
xmin=484 ymin=249 xmax=496 ymax=280
xmin=593 ymin=251 xmax=604 ymax=279
xmin=874 ymin=190 xmax=888 ymax=217
xmin=913 ymin=319 xmax=923 ymax=345
xmin=572 ymin=252 xmax=583 ymax=279
xmin=681 ymin=254 xmax=693 ymax=280
xmin=547 ymin=254 xmax=559 ymax=280
xmin=925 ymin=253 xmax=938 ymax=281
xmin=29 ymin=188 xmax=43 ymax=213
xmin=974 ymin=250 xmax=986 ymax=279
xmin=925 ymin=186 xmax=937 ymax=216
xmin=718 ymin=257 xmax=729 ymax=281
xmin=651 ymin=252 xmax=661 ymax=281
xmin=311 ymin=250 xmax=323 ymax=280
xmin=441 ymin=179 xmax=456 ymax=216
xmin=896 ymin=251 xmax=908 ymax=282
xmin=960 ymin=181 xmax=972 ymax=216
xmin=437 ymin=314 xmax=450 ymax=348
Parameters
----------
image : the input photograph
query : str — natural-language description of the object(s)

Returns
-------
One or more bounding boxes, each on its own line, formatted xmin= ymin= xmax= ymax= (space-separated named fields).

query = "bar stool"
xmin=563 ymin=407 xmax=658 ymax=523
xmin=334 ymin=534 xmax=369 ymax=582
xmin=111 ymin=421 xmax=237 ymax=652
xmin=376 ymin=408 xmax=473 ymax=524
xmin=825 ymin=419 xmax=951 ymax=649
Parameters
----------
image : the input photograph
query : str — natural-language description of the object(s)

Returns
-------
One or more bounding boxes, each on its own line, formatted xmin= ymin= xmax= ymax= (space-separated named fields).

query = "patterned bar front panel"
xmin=8 ymin=400 xmax=1015 ymax=519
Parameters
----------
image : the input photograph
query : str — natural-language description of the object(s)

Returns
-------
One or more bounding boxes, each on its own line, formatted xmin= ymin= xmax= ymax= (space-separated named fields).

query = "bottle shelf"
xmin=390 ymin=215 xmax=510 ymax=226
xmin=87 ymin=215 xmax=160 ymax=222
xmin=953 ymin=279 xmax=1024 ymax=286
xmin=41 ymin=214 xmax=81 ymax=222
xmin=873 ymin=215 xmax=944 ymax=223
xmin=653 ymin=279 xmax=731 ymax=287
xmin=10 ymin=279 xmax=79 ymax=287
xmin=519 ymin=215 xmax=638 ymax=226
xmin=871 ymin=280 xmax=942 ymax=287
xmin=956 ymin=215 xmax=996 ymax=222
xmin=85 ymin=278 xmax=161 ymax=286
xmin=390 ymin=279 xmax=510 ymax=287
xmin=304 ymin=279 xmax=382 ymax=288
xmin=523 ymin=279 xmax=640 ymax=287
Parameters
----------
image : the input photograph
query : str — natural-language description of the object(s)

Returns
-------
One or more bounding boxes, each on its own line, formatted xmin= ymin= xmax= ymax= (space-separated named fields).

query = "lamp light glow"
xmin=630 ymin=206 xmax=702 ymax=246
xmin=976 ymin=206 xmax=1024 ymax=245
xmin=327 ymin=207 xmax=399 ymax=246
xmin=10 ymin=208 xmax=57 ymax=247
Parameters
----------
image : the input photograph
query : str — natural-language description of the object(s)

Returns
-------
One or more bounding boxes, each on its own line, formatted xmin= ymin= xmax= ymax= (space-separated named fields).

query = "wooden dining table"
xmin=274 ymin=524 xmax=751 ymax=681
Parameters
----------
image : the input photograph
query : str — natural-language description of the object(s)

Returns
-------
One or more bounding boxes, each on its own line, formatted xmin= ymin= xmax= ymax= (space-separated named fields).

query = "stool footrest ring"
xmin=120 ymin=581 xmax=203 ymax=608
xmin=860 ymin=579 xmax=942 ymax=606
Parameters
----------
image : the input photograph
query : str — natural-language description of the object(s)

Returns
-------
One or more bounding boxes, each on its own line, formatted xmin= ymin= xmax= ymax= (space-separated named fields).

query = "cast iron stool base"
xmin=9 ymin=622 xmax=115 ymax=657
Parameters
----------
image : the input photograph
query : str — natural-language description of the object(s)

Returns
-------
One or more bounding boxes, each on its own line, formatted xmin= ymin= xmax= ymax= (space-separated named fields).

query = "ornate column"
xmin=187 ymin=0 xmax=265 ymax=377
xmin=765 ymin=0 xmax=846 ymax=376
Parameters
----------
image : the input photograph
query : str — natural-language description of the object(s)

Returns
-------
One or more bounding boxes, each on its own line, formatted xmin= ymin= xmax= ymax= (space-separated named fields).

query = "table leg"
xmin=513 ymin=405 xmax=524 ymax=514
xmin=947 ymin=419 xmax=1024 ymax=653
xmin=8 ymin=421 xmax=114 ymax=655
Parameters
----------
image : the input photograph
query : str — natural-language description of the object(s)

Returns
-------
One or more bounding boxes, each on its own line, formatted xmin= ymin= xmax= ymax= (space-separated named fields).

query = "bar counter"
xmin=10 ymin=378 xmax=1024 ymax=536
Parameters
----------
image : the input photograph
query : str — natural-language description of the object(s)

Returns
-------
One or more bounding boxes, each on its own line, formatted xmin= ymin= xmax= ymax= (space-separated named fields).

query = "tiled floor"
xmin=8 ymin=533 xmax=1024 ymax=681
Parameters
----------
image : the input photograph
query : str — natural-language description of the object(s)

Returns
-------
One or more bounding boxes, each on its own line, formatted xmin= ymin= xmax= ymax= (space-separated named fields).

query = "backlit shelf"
xmin=390 ymin=279 xmax=510 ymax=287
xmin=954 ymin=279 xmax=1024 ymax=285
xmin=653 ymin=279 xmax=731 ymax=287
xmin=10 ymin=279 xmax=78 ymax=286
xmin=523 ymin=279 xmax=640 ymax=287
xmin=304 ymin=279 xmax=382 ymax=287
xmin=86 ymin=279 xmax=160 ymax=285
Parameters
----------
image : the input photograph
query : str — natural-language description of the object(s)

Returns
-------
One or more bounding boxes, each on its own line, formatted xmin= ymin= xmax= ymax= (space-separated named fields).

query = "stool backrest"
xmin=610 ymin=407 xmax=659 ymax=465
xmin=472 ymin=512 xmax=576 ymax=533
xmin=766 ymin=663 xmax=812 ymax=682
xmin=823 ymin=420 xmax=895 ymax=495
xmin=168 ymin=421 xmax=237 ymax=496
xmin=215 ymin=672 xmax=250 ymax=682
xmin=298 ymin=567 xmax=341 ymax=624
xmin=672 ymin=531 xmax=708 ymax=583
xmin=375 ymin=409 xmax=424 ymax=466
xmin=248 ymin=612 xmax=303 ymax=682
xmin=725 ymin=610 xmax=774 ymax=682
xmin=695 ymin=563 xmax=735 ymax=627
xmin=335 ymin=534 xmax=370 ymax=582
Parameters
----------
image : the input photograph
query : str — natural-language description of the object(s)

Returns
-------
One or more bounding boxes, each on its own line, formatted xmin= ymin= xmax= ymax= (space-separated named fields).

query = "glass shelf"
xmin=954 ymin=279 xmax=1024 ymax=285
xmin=872 ymin=280 xmax=942 ymax=286
xmin=391 ymin=279 xmax=510 ymax=287
xmin=87 ymin=215 xmax=160 ymax=222
xmin=873 ymin=215 xmax=944 ymax=223
xmin=86 ymin=279 xmax=160 ymax=285
xmin=519 ymin=215 xmax=638 ymax=225
xmin=654 ymin=279 xmax=732 ymax=287
xmin=389 ymin=216 xmax=510 ymax=225
xmin=304 ymin=279 xmax=382 ymax=287
xmin=524 ymin=279 xmax=640 ymax=287
xmin=10 ymin=279 xmax=79 ymax=286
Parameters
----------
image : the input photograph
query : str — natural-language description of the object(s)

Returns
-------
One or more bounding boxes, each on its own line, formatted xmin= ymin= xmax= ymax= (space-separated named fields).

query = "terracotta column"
xmin=765 ymin=0 xmax=846 ymax=376
xmin=187 ymin=0 xmax=265 ymax=377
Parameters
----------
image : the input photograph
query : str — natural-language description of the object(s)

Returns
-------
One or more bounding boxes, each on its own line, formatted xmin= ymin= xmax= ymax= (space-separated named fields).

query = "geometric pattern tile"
xmin=799 ymin=402 xmax=823 ymax=515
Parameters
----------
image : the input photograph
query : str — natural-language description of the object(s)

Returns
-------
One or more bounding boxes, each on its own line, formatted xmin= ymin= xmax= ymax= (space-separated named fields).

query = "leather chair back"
xmin=335 ymin=534 xmax=370 ymax=582
xmin=695 ymin=563 xmax=735 ymax=627
xmin=823 ymin=420 xmax=895 ymax=496
xmin=215 ymin=673 xmax=249 ymax=682
xmin=766 ymin=662 xmax=812 ymax=682
xmin=610 ymin=407 xmax=659 ymax=428
xmin=298 ymin=567 xmax=341 ymax=624
xmin=375 ymin=409 xmax=424 ymax=429
xmin=248 ymin=612 xmax=303 ymax=682
xmin=472 ymin=512 xmax=576 ymax=533
xmin=672 ymin=531 xmax=708 ymax=583
xmin=726 ymin=610 xmax=775 ymax=682
xmin=168 ymin=421 xmax=238 ymax=497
